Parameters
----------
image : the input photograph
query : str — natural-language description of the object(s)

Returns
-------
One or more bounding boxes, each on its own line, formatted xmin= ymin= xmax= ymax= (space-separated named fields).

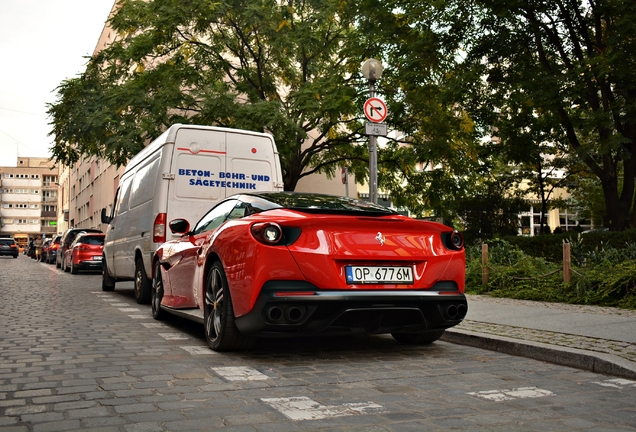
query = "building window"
xmin=559 ymin=207 xmax=592 ymax=232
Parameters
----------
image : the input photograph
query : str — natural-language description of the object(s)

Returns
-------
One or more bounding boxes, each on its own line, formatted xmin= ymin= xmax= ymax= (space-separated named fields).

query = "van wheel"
xmin=135 ymin=258 xmax=152 ymax=304
xmin=64 ymin=258 xmax=70 ymax=272
xmin=70 ymin=260 xmax=78 ymax=274
xmin=204 ymin=262 xmax=254 ymax=352
xmin=151 ymin=262 xmax=166 ymax=320
xmin=102 ymin=256 xmax=115 ymax=292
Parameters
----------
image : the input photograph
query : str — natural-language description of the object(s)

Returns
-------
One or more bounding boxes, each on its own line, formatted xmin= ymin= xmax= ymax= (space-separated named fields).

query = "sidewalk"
xmin=442 ymin=294 xmax=636 ymax=379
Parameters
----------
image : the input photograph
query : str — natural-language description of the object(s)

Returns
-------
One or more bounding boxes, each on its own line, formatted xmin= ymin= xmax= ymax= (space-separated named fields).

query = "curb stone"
xmin=442 ymin=327 xmax=636 ymax=380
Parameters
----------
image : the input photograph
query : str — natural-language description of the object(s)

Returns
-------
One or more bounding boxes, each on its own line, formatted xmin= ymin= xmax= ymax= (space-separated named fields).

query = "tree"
xmin=445 ymin=0 xmax=636 ymax=230
xmin=47 ymin=0 xmax=372 ymax=191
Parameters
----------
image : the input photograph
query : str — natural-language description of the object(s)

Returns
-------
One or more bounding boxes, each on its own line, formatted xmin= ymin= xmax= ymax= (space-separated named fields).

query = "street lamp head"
xmin=361 ymin=58 xmax=384 ymax=83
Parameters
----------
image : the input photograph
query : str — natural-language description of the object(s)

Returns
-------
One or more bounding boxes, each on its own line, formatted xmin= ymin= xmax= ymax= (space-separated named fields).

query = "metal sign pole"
xmin=368 ymin=81 xmax=377 ymax=204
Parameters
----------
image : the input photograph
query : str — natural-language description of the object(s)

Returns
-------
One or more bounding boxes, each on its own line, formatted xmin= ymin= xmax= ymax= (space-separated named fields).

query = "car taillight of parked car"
xmin=153 ymin=213 xmax=167 ymax=243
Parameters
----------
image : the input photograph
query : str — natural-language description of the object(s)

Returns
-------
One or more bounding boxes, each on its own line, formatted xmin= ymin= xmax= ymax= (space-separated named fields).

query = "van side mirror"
xmin=169 ymin=219 xmax=190 ymax=234
xmin=101 ymin=208 xmax=113 ymax=224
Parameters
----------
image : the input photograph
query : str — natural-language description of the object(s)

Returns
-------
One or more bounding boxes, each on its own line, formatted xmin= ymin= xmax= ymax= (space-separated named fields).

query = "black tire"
xmin=151 ymin=261 xmax=166 ymax=320
xmin=204 ymin=262 xmax=254 ymax=352
xmin=56 ymin=257 xmax=61 ymax=268
xmin=102 ymin=256 xmax=115 ymax=292
xmin=134 ymin=258 xmax=152 ymax=304
xmin=70 ymin=260 xmax=78 ymax=274
xmin=391 ymin=329 xmax=445 ymax=345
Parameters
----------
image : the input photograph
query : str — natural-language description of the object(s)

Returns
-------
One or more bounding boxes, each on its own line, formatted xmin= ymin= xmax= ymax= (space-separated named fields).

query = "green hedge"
xmin=495 ymin=229 xmax=636 ymax=262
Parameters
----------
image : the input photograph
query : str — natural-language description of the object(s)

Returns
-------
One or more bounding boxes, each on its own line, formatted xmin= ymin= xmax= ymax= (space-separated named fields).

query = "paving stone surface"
xmin=1 ymin=256 xmax=635 ymax=431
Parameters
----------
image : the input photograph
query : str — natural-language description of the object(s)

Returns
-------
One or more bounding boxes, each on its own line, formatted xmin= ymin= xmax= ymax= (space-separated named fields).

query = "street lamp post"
xmin=361 ymin=58 xmax=384 ymax=204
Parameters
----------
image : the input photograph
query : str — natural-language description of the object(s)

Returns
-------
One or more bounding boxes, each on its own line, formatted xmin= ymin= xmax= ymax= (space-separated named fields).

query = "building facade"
xmin=0 ymin=157 xmax=58 ymax=249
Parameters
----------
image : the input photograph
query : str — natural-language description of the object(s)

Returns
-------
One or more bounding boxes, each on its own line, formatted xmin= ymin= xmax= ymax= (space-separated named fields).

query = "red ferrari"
xmin=152 ymin=192 xmax=467 ymax=351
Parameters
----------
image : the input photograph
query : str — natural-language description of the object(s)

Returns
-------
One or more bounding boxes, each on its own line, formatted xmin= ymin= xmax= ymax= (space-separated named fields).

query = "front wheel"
xmin=102 ymin=256 xmax=115 ymax=292
xmin=391 ymin=329 xmax=445 ymax=345
xmin=151 ymin=262 xmax=166 ymax=320
xmin=70 ymin=259 xmax=78 ymax=274
xmin=204 ymin=262 xmax=254 ymax=352
xmin=134 ymin=258 xmax=152 ymax=304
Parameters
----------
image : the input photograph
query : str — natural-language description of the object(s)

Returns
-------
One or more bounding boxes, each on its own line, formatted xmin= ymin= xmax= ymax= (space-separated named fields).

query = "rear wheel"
xmin=391 ymin=329 xmax=445 ymax=345
xmin=151 ymin=262 xmax=166 ymax=320
xmin=134 ymin=258 xmax=152 ymax=304
xmin=204 ymin=261 xmax=254 ymax=351
xmin=102 ymin=255 xmax=115 ymax=292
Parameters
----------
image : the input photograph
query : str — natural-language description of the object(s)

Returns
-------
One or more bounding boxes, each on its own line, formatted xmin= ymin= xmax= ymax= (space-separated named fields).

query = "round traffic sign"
xmin=364 ymin=97 xmax=387 ymax=123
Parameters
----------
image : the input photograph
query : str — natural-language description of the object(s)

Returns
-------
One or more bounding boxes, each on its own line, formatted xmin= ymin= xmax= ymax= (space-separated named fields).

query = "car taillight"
xmin=51 ymin=244 xmax=58 ymax=250
xmin=78 ymin=245 xmax=91 ymax=251
xmin=443 ymin=230 xmax=464 ymax=251
xmin=153 ymin=213 xmax=167 ymax=243
xmin=251 ymin=222 xmax=283 ymax=245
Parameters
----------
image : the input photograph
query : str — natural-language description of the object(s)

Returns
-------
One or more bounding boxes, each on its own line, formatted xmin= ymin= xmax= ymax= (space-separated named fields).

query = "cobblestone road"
xmin=1 ymin=256 xmax=635 ymax=431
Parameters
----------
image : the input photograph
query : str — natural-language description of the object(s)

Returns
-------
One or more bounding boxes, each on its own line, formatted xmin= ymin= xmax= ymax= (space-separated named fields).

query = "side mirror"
xmin=169 ymin=219 xmax=190 ymax=234
xmin=101 ymin=208 xmax=113 ymax=224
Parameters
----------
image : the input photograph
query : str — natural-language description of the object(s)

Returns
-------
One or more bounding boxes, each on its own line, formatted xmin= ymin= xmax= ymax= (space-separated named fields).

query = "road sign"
xmin=365 ymin=122 xmax=387 ymax=136
xmin=364 ymin=98 xmax=387 ymax=123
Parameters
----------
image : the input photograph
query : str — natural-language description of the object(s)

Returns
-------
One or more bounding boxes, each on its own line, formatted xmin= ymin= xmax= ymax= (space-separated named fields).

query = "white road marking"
xmin=261 ymin=396 xmax=383 ymax=421
xmin=118 ymin=308 xmax=140 ymax=312
xmin=591 ymin=378 xmax=636 ymax=389
xmin=181 ymin=346 xmax=215 ymax=355
xmin=128 ymin=315 xmax=151 ymax=319
xmin=467 ymin=387 xmax=555 ymax=401
xmin=158 ymin=333 xmax=189 ymax=340
xmin=212 ymin=366 xmax=269 ymax=381
xmin=140 ymin=323 xmax=166 ymax=328
xmin=110 ymin=303 xmax=128 ymax=306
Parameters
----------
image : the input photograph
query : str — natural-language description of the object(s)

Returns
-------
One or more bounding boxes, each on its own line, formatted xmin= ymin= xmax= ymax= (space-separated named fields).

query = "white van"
xmin=100 ymin=124 xmax=284 ymax=303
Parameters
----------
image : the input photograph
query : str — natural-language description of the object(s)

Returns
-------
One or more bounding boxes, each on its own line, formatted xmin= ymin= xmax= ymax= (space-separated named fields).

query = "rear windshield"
xmin=250 ymin=192 xmax=396 ymax=215
xmin=80 ymin=236 xmax=104 ymax=245
xmin=0 ymin=239 xmax=15 ymax=245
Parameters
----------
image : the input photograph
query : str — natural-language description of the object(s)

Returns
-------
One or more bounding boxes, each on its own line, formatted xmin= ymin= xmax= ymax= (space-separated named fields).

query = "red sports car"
xmin=152 ymin=192 xmax=467 ymax=351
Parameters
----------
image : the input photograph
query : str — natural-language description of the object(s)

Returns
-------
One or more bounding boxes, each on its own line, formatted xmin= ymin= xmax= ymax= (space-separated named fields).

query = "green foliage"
xmin=502 ymin=229 xmax=636 ymax=263
xmin=48 ymin=0 xmax=370 ymax=191
xmin=465 ymin=238 xmax=636 ymax=309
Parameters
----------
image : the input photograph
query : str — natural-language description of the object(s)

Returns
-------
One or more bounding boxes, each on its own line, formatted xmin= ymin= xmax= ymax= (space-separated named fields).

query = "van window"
xmin=115 ymin=177 xmax=133 ymax=215
xmin=130 ymin=156 xmax=160 ymax=209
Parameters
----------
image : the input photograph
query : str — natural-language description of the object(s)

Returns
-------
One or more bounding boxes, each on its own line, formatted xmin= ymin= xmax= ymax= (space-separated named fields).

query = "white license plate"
xmin=345 ymin=266 xmax=414 ymax=284
xmin=93 ymin=256 xmax=102 ymax=261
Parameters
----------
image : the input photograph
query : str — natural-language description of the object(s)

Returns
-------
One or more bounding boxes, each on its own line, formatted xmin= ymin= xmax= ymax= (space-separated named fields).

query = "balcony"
xmin=41 ymin=210 xmax=57 ymax=218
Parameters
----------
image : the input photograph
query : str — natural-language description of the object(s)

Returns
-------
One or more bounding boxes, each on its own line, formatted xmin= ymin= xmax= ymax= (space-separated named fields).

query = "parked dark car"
xmin=40 ymin=240 xmax=51 ymax=262
xmin=63 ymin=233 xmax=105 ymax=274
xmin=57 ymin=228 xmax=102 ymax=270
xmin=46 ymin=235 xmax=62 ymax=264
xmin=0 ymin=238 xmax=19 ymax=258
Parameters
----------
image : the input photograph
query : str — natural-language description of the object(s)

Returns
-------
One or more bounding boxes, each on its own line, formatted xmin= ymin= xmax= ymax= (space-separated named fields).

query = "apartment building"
xmin=0 ymin=157 xmax=58 ymax=249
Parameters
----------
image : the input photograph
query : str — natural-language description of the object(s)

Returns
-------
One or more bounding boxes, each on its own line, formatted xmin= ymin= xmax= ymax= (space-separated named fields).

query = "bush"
xmin=500 ymin=228 xmax=636 ymax=262
xmin=465 ymin=238 xmax=636 ymax=309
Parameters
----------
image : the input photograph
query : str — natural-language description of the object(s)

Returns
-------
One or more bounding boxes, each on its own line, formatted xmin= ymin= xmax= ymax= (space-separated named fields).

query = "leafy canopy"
xmin=48 ymin=0 xmax=372 ymax=191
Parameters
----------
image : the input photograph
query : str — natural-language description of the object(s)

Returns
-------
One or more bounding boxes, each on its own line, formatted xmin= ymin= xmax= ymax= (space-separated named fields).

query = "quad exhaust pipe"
xmin=446 ymin=303 xmax=467 ymax=320
xmin=265 ymin=305 xmax=306 ymax=324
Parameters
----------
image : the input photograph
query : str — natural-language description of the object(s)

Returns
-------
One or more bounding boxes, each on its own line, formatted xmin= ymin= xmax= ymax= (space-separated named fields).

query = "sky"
xmin=0 ymin=0 xmax=116 ymax=168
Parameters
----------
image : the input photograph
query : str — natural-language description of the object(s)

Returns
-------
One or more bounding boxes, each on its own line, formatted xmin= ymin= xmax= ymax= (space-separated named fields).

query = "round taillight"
xmin=251 ymin=222 xmax=283 ymax=245
xmin=450 ymin=230 xmax=464 ymax=250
